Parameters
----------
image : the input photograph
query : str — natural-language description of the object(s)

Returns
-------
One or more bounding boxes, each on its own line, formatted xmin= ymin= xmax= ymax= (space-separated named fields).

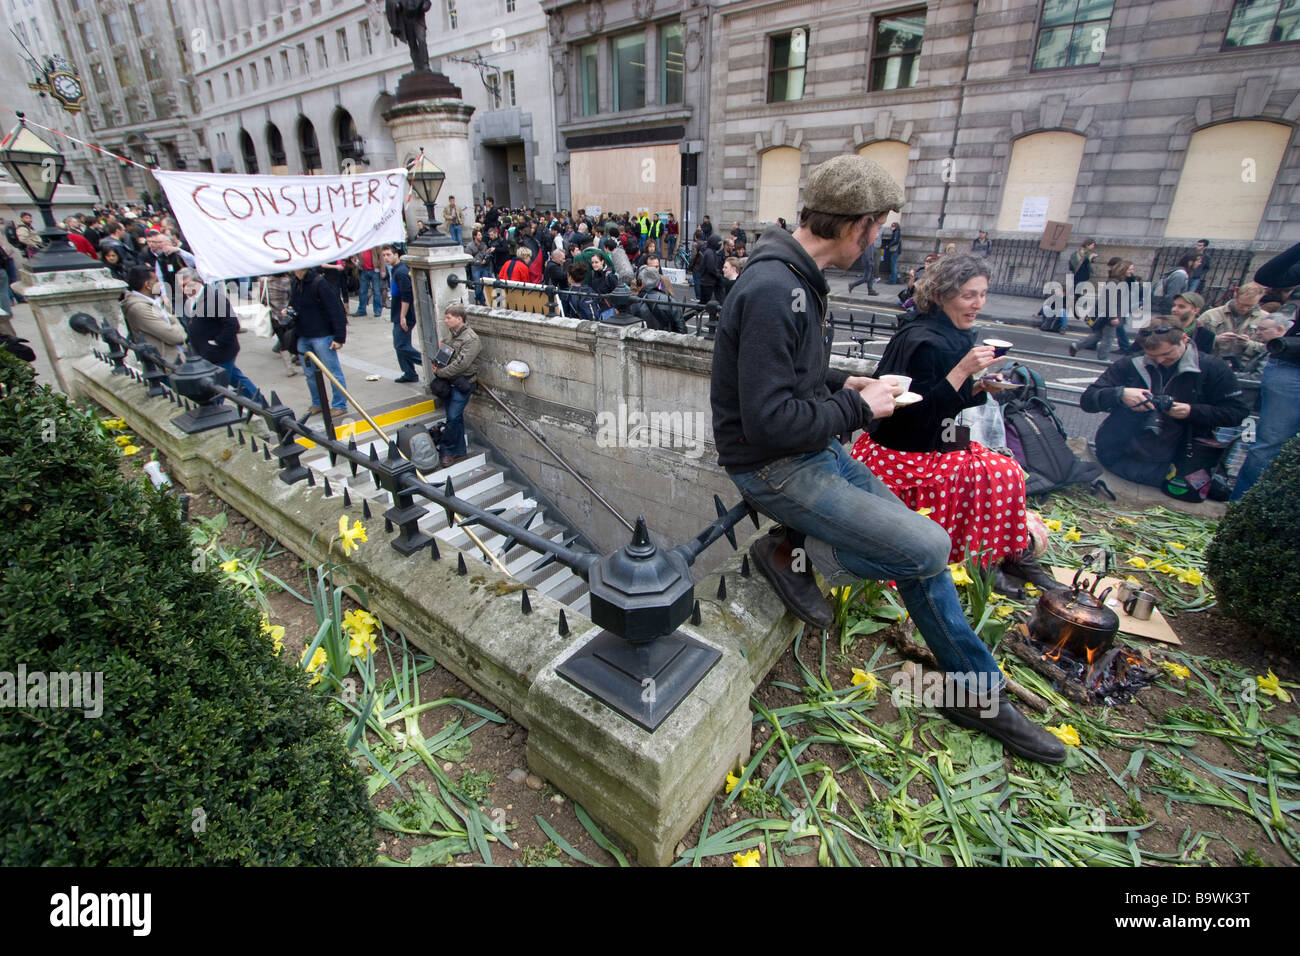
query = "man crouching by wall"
xmin=431 ymin=303 xmax=481 ymax=469
xmin=710 ymin=153 xmax=1065 ymax=765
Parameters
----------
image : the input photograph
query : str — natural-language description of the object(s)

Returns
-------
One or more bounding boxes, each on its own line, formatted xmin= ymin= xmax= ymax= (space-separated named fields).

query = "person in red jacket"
xmin=497 ymin=245 xmax=533 ymax=283
xmin=64 ymin=217 xmax=98 ymax=259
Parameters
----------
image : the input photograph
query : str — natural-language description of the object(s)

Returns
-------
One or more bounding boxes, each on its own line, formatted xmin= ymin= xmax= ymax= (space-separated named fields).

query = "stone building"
xmin=705 ymin=0 xmax=1300 ymax=280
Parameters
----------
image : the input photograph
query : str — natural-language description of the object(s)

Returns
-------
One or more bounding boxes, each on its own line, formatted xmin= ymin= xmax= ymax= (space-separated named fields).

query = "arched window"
xmin=1164 ymin=121 xmax=1292 ymax=240
xmin=995 ymin=131 xmax=1086 ymax=232
xmin=756 ymin=146 xmax=801 ymax=224
xmin=334 ymin=109 xmax=362 ymax=168
xmin=298 ymin=117 xmax=322 ymax=174
xmin=239 ymin=129 xmax=259 ymax=174
xmin=857 ymin=141 xmax=909 ymax=227
xmin=266 ymin=123 xmax=287 ymax=169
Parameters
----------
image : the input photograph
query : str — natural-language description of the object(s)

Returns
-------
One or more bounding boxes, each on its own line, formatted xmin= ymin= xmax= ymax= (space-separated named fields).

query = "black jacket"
xmin=710 ymin=227 xmax=869 ymax=473
xmin=185 ymin=283 xmax=241 ymax=365
xmin=630 ymin=287 xmax=682 ymax=333
xmin=543 ymin=259 xmax=568 ymax=288
xmin=1254 ymin=241 xmax=1300 ymax=365
xmin=289 ymin=269 xmax=348 ymax=344
xmin=1081 ymin=345 xmax=1248 ymax=467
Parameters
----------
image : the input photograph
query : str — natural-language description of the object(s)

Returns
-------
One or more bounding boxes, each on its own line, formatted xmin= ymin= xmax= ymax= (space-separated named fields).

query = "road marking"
xmin=295 ymin=399 xmax=439 ymax=448
xmin=1057 ymin=376 xmax=1101 ymax=384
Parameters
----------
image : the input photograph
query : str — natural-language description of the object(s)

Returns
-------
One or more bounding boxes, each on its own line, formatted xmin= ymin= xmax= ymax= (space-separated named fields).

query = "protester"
xmin=382 ymin=245 xmax=421 ymax=384
xmin=1203 ymin=282 xmax=1268 ymax=365
xmin=120 ymin=264 xmax=186 ymax=360
xmin=289 ymin=266 xmax=350 ymax=418
xmin=352 ymin=246 xmax=386 ymax=318
xmin=431 ymin=303 xmax=481 ymax=468
xmin=882 ymin=222 xmax=901 ymax=283
xmin=178 ymin=268 xmax=262 ymax=403
xmin=265 ymin=272 xmax=299 ymax=377
xmin=629 ymin=266 xmax=683 ymax=333
xmin=444 ymin=195 xmax=465 ymax=245
xmin=971 ymin=230 xmax=991 ymax=258
xmin=15 ymin=212 xmax=43 ymax=256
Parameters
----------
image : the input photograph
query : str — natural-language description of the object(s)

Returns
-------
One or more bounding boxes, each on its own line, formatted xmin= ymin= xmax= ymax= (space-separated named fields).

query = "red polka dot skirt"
xmin=851 ymin=432 xmax=1030 ymax=566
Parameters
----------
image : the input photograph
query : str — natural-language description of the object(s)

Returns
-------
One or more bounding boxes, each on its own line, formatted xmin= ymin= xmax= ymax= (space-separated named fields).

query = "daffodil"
xmin=303 ymin=646 xmax=328 ymax=686
xmin=1175 ymin=568 xmax=1203 ymax=586
xmin=101 ymin=417 xmax=127 ymax=431
xmin=1257 ymin=670 xmax=1293 ymax=704
xmin=220 ymin=559 xmax=239 ymax=574
xmin=1159 ymin=661 xmax=1190 ymax=680
xmin=851 ymin=668 xmax=880 ymax=696
xmin=949 ymin=563 xmax=973 ymax=587
xmin=1045 ymin=519 xmax=1062 ymax=532
xmin=1116 ymin=516 xmax=1136 ymax=525
xmin=120 ymin=444 xmax=141 ymax=456
xmin=1151 ymin=561 xmax=1176 ymax=574
xmin=1166 ymin=541 xmax=1186 ymax=550
xmin=1024 ymin=582 xmax=1041 ymax=595
xmin=348 ymin=630 xmax=378 ymax=659
xmin=113 ymin=434 xmax=134 ymax=447
xmin=917 ymin=507 xmax=934 ymax=516
xmin=733 ymin=849 xmax=761 ymax=867
xmin=337 ymin=516 xmax=368 ymax=556
xmin=1125 ymin=557 xmax=1148 ymax=569
xmin=1063 ymin=527 xmax=1082 ymax=542
xmin=343 ymin=608 xmax=379 ymax=637
xmin=995 ymin=604 xmax=1015 ymax=619
xmin=1047 ymin=723 xmax=1081 ymax=747
xmin=725 ymin=766 xmax=747 ymax=794
xmin=260 ymin=614 xmax=285 ymax=655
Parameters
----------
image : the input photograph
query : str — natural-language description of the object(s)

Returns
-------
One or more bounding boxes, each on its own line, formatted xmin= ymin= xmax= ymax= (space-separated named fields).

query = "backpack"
xmin=4 ymin=222 xmax=18 ymax=247
xmin=991 ymin=361 xmax=1048 ymax=405
xmin=1150 ymin=268 xmax=1185 ymax=315
xmin=1001 ymin=394 xmax=1102 ymax=496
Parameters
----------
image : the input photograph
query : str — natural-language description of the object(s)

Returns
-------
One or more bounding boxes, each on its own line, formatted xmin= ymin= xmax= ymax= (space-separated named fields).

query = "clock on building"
xmin=49 ymin=72 xmax=85 ymax=112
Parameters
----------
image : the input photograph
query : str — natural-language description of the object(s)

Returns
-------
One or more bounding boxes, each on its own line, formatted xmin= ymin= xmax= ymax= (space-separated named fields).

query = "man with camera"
xmin=430 ymin=303 xmax=480 ymax=469
xmin=1081 ymin=322 xmax=1248 ymax=500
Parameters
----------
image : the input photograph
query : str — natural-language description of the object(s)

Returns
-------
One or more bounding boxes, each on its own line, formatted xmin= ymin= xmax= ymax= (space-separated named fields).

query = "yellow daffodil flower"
xmin=1152 ymin=561 xmax=1176 ymax=574
xmin=1159 ymin=661 xmax=1190 ymax=680
xmin=1116 ymin=517 xmax=1136 ymax=525
xmin=101 ymin=418 xmax=127 ymax=431
xmin=303 ymin=646 xmax=328 ymax=686
xmin=343 ymin=608 xmax=379 ymax=637
xmin=1167 ymin=541 xmax=1186 ymax=550
xmin=220 ymin=559 xmax=239 ymax=573
xmin=120 ymin=444 xmax=141 ymax=456
xmin=1047 ymin=724 xmax=1081 ymax=747
xmin=949 ymin=564 xmax=973 ymax=587
xmin=1125 ymin=557 xmax=1147 ymax=569
xmin=1175 ymin=568 xmax=1203 ymax=586
xmin=260 ymin=614 xmax=286 ymax=655
xmin=917 ymin=507 xmax=934 ymax=516
xmin=1045 ymin=519 xmax=1062 ymax=532
xmin=995 ymin=605 xmax=1015 ymax=619
xmin=851 ymin=668 xmax=880 ymax=696
xmin=337 ymin=516 xmax=368 ymax=556
xmin=1257 ymin=670 xmax=1293 ymax=704
xmin=733 ymin=849 xmax=761 ymax=867
xmin=725 ymin=766 xmax=747 ymax=794
xmin=1024 ymin=582 xmax=1041 ymax=595
xmin=113 ymin=434 xmax=133 ymax=447
xmin=348 ymin=630 xmax=378 ymax=659
xmin=1063 ymin=527 xmax=1082 ymax=542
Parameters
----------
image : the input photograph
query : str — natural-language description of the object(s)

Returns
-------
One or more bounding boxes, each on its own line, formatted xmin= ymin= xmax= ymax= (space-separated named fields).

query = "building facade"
xmin=706 ymin=0 xmax=1300 ymax=266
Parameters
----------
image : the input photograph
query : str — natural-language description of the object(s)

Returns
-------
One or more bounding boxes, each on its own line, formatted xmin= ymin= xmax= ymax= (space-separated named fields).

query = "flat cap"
xmin=803 ymin=155 xmax=905 ymax=218
xmin=1176 ymin=291 xmax=1205 ymax=311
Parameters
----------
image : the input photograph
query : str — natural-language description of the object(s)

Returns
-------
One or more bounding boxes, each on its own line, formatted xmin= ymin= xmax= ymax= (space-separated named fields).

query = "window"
xmin=142 ymin=47 xmax=164 ymax=81
xmin=448 ymin=0 xmax=458 ymax=30
xmin=268 ymin=124 xmax=287 ymax=166
xmin=660 ymin=22 xmax=684 ymax=104
xmin=506 ymin=0 xmax=516 ymax=10
xmin=265 ymin=55 xmax=274 ymax=80
xmin=1224 ymin=0 xmax=1300 ymax=47
xmin=768 ymin=29 xmax=809 ymax=102
xmin=1033 ymin=0 xmax=1113 ymax=70
xmin=298 ymin=42 xmax=310 ymax=74
xmin=1165 ymin=121 xmax=1291 ymax=239
xmin=78 ymin=21 xmax=97 ymax=52
xmin=129 ymin=2 xmax=151 ymax=35
xmin=250 ymin=62 xmax=259 ymax=88
xmin=102 ymin=12 xmax=126 ymax=46
xmin=240 ymin=130 xmax=259 ymax=174
xmin=224 ymin=72 xmax=232 ymax=97
xmin=316 ymin=36 xmax=328 ymax=68
xmin=359 ymin=19 xmax=373 ymax=56
xmin=612 ymin=32 xmax=646 ymax=111
xmin=91 ymin=61 xmax=109 ymax=93
xmin=151 ymin=92 xmax=172 ymax=119
xmin=870 ymin=10 xmax=924 ymax=91
xmin=236 ymin=67 xmax=245 ymax=93
xmin=337 ymin=27 xmax=349 ymax=62
xmin=504 ymin=70 xmax=516 ymax=106
xmin=205 ymin=79 xmax=214 ymax=102
xmin=115 ymin=54 xmax=135 ymax=87
xmin=487 ymin=72 xmax=500 ymax=108
xmin=579 ymin=41 xmax=598 ymax=116
xmin=281 ymin=49 xmax=291 ymax=76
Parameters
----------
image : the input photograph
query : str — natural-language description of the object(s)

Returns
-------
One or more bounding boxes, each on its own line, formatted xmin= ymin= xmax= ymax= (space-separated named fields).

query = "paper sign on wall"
xmin=1018 ymin=196 xmax=1051 ymax=232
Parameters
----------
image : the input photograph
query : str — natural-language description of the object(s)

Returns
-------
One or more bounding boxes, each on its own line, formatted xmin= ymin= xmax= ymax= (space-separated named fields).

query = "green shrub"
xmin=1206 ymin=435 xmax=1300 ymax=651
xmin=0 ymin=350 xmax=376 ymax=864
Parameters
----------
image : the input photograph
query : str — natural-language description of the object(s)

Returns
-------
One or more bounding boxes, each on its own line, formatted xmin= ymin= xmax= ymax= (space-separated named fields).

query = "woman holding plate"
xmin=850 ymin=254 xmax=1063 ymax=596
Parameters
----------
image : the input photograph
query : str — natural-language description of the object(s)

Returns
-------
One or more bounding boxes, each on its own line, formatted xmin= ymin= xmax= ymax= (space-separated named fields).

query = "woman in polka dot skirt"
xmin=852 ymin=254 xmax=1065 ymax=598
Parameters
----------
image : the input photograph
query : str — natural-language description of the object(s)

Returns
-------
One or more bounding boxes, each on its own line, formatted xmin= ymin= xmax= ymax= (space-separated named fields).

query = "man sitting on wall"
xmin=430 ymin=303 xmax=481 ymax=469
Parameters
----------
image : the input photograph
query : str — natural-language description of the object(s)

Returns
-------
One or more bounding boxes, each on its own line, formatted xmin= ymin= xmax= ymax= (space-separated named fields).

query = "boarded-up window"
xmin=1164 ymin=121 xmax=1291 ymax=240
xmin=570 ymin=143 xmax=681 ymax=219
xmin=995 ymin=131 xmax=1086 ymax=232
xmin=757 ymin=147 xmax=802 ymax=224
xmin=857 ymin=141 xmax=909 ymax=227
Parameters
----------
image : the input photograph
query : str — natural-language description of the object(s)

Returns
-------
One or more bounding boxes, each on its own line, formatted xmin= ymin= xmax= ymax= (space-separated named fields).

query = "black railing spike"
xmin=263 ymin=444 xmax=271 ymax=462
xmin=270 ymin=390 xmax=281 ymax=407
xmin=226 ymin=423 xmax=235 ymax=439
xmin=741 ymin=554 xmax=751 ymax=578
xmin=259 ymin=394 xmax=269 ymax=409
xmin=249 ymin=436 xmax=258 ymax=453
xmin=384 ymin=516 xmax=393 ymax=533
xmin=343 ymin=487 xmax=352 ymax=508
xmin=368 ymin=443 xmax=378 ymax=462
xmin=373 ymin=470 xmax=380 ymax=489
xmin=362 ymin=500 xmax=372 ymax=520
xmin=306 ymin=470 xmax=315 ymax=487
xmin=238 ymin=430 xmax=245 ymax=446
xmin=717 ymin=575 xmax=727 ymax=601
xmin=329 ymin=449 xmax=338 ymax=468
xmin=749 ymin=507 xmax=760 ymax=530
xmin=387 ymin=440 xmax=399 ymax=461
xmin=520 ymin=590 xmax=532 ymax=615
xmin=457 ymin=553 xmax=467 ymax=576
xmin=558 ymin=609 xmax=569 ymax=637
xmin=348 ymin=438 xmax=359 ymax=476
xmin=714 ymin=495 xmax=737 ymax=550
xmin=691 ymin=599 xmax=701 ymax=626
xmin=429 ymin=538 xmax=440 ymax=560
xmin=323 ymin=476 xmax=333 ymax=498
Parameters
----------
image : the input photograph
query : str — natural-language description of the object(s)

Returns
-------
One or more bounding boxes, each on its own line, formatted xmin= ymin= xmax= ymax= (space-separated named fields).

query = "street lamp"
xmin=408 ymin=152 xmax=456 ymax=247
xmin=0 ymin=112 xmax=97 ymax=272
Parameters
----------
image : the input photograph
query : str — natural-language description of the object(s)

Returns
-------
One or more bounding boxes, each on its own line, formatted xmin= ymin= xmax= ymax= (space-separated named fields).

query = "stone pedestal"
xmin=16 ymin=264 xmax=126 ymax=397
xmin=383 ymin=98 xmax=476 ymax=238
xmin=402 ymin=243 xmax=472 ymax=382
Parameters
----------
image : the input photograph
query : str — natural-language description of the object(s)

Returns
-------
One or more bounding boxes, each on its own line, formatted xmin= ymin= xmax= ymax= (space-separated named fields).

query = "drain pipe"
xmin=936 ymin=0 xmax=979 ymax=238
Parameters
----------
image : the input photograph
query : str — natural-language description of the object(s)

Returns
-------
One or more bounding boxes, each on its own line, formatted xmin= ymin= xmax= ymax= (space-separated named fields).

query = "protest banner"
xmin=153 ymin=168 xmax=408 ymax=280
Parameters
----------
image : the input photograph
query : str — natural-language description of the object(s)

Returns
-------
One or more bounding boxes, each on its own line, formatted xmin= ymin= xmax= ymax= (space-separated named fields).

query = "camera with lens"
xmin=1147 ymin=393 xmax=1174 ymax=413
xmin=1266 ymin=335 xmax=1300 ymax=363
xmin=1138 ymin=392 xmax=1174 ymax=437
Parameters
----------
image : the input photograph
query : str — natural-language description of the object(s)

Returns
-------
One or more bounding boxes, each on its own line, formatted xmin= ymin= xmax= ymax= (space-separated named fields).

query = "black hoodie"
xmin=711 ymin=228 xmax=870 ymax=473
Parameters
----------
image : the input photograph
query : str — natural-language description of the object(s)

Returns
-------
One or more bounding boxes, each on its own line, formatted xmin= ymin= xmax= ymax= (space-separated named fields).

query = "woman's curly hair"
xmin=914 ymin=253 xmax=992 ymax=312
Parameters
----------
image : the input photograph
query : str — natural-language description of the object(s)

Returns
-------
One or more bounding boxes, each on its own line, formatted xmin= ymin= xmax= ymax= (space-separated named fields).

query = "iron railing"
xmin=1149 ymin=245 xmax=1254 ymax=309
xmin=981 ymin=239 xmax=1063 ymax=298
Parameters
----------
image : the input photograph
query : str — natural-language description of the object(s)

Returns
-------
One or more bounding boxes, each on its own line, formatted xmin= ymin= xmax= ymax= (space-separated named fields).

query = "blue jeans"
xmin=665 ymin=236 xmax=677 ymax=259
xmin=730 ymin=441 xmax=1002 ymax=692
xmin=216 ymin=359 xmax=261 ymax=403
xmin=4 ymin=257 xmax=20 ymax=303
xmin=469 ymin=264 xmax=488 ymax=305
xmin=450 ymin=224 xmax=463 ymax=245
xmin=885 ymin=250 xmax=899 ymax=284
xmin=391 ymin=319 xmax=421 ymax=379
xmin=439 ymin=384 xmax=471 ymax=456
xmin=298 ymin=335 xmax=349 ymax=412
xmin=357 ymin=270 xmax=383 ymax=315
xmin=1231 ymin=359 xmax=1300 ymax=501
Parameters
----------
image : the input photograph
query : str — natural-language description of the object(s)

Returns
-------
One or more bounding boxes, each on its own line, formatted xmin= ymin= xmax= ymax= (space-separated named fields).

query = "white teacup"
xmin=878 ymin=373 xmax=912 ymax=394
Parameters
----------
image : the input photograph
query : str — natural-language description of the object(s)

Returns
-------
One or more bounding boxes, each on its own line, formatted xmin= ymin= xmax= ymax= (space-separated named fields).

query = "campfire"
xmin=1005 ymin=621 xmax=1158 ymax=705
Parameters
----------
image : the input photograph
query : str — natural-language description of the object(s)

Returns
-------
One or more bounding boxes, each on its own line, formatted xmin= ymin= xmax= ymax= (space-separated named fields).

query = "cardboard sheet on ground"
xmin=1049 ymin=567 xmax=1182 ymax=645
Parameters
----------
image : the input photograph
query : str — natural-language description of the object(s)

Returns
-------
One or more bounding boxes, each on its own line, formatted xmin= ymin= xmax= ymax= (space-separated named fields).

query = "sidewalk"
xmin=822 ymin=270 xmax=1053 ymax=330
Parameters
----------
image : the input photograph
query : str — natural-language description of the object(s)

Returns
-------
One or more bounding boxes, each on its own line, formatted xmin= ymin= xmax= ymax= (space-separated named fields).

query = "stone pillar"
xmin=402 ymin=243 xmax=472 ymax=383
xmin=383 ymin=99 xmax=476 ymax=239
xmin=16 ymin=265 xmax=127 ymax=398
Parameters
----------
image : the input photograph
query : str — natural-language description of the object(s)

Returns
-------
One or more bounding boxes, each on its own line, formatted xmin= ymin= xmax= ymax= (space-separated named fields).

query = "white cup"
xmin=878 ymin=373 xmax=912 ymax=394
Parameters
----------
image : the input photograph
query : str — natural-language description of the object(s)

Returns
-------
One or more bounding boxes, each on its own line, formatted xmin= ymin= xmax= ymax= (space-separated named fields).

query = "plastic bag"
xmin=957 ymin=392 xmax=1006 ymax=450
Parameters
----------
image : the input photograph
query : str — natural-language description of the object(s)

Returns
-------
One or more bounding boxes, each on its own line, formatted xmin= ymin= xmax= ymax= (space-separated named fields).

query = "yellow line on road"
xmin=294 ymin=399 xmax=438 ymax=448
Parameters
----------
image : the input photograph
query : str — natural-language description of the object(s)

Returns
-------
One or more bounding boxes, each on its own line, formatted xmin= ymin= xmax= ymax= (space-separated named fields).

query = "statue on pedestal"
xmin=386 ymin=0 xmax=432 ymax=73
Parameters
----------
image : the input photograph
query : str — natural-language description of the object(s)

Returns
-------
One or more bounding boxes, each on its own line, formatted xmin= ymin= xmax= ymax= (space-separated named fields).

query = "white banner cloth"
xmin=154 ymin=168 xmax=408 ymax=281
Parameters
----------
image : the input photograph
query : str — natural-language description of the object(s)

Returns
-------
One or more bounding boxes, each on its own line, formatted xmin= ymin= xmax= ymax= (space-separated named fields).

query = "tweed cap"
xmin=1176 ymin=291 xmax=1205 ymax=312
xmin=802 ymin=155 xmax=905 ymax=217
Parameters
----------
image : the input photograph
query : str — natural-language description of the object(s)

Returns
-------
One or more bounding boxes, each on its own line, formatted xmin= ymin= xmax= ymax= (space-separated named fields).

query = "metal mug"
xmin=1123 ymin=590 xmax=1157 ymax=621
xmin=1116 ymin=578 xmax=1142 ymax=605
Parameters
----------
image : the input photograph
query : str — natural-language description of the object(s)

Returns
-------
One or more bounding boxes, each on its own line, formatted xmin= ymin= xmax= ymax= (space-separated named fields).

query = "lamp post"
xmin=0 ymin=112 xmax=97 ymax=272
xmin=408 ymin=153 xmax=456 ymax=247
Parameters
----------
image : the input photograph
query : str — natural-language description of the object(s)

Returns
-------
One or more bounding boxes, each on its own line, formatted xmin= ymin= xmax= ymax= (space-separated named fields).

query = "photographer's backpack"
xmin=994 ymin=363 xmax=1103 ymax=496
